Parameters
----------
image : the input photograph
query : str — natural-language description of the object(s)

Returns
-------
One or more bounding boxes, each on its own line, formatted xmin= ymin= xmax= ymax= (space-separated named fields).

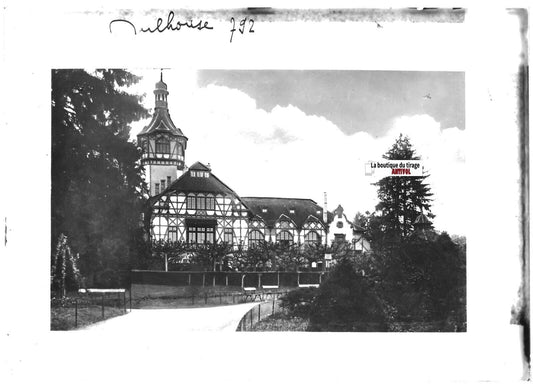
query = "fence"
xmin=133 ymin=288 xmax=289 ymax=309
xmin=131 ymin=270 xmax=325 ymax=288
xmin=236 ymin=290 xmax=289 ymax=331
xmin=73 ymin=289 xmax=130 ymax=328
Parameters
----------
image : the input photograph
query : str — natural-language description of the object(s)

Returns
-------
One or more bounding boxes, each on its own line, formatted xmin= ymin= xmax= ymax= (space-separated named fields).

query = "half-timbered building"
xmin=140 ymin=75 xmax=366 ymax=251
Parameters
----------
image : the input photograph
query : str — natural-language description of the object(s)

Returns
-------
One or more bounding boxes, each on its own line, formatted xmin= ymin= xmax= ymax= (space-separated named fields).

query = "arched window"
xmin=304 ymin=231 xmax=321 ymax=245
xmin=249 ymin=230 xmax=265 ymax=247
xmin=177 ymin=143 xmax=184 ymax=156
xmin=206 ymin=195 xmax=215 ymax=210
xmin=155 ymin=137 xmax=170 ymax=154
xmin=186 ymin=195 xmax=196 ymax=210
xmin=197 ymin=194 xmax=206 ymax=210
xmin=277 ymin=230 xmax=293 ymax=244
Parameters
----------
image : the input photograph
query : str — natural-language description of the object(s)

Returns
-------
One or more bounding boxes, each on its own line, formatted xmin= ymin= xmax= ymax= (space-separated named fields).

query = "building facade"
xmin=141 ymin=76 xmax=367 ymax=251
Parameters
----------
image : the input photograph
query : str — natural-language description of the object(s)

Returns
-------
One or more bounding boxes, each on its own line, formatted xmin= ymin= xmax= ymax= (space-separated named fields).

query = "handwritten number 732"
xmin=230 ymin=17 xmax=255 ymax=42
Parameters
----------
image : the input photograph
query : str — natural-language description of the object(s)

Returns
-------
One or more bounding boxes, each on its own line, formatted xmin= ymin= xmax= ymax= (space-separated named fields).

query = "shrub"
xmin=309 ymin=258 xmax=388 ymax=331
xmin=280 ymin=287 xmax=319 ymax=317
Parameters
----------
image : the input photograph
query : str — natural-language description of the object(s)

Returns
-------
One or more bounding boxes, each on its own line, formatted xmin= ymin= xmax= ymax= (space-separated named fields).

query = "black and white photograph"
xmin=1 ymin=3 xmax=528 ymax=386
xmin=51 ymin=68 xmax=466 ymax=333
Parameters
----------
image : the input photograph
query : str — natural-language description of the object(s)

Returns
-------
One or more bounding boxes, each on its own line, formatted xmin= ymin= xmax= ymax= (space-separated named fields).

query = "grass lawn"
xmin=132 ymin=294 xmax=245 ymax=309
xmin=51 ymin=295 xmax=129 ymax=331
xmin=51 ymin=305 xmax=127 ymax=330
xmin=249 ymin=310 xmax=309 ymax=331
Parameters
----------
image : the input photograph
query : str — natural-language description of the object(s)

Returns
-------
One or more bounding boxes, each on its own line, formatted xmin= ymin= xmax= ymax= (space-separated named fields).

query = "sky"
xmin=127 ymin=69 xmax=466 ymax=235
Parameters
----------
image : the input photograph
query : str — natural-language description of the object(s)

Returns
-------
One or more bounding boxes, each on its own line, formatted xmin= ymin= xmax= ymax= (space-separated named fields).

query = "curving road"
xmin=81 ymin=303 xmax=260 ymax=332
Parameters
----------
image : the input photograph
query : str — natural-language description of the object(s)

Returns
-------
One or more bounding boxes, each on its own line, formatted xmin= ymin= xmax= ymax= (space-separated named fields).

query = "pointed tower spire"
xmin=137 ymin=74 xmax=188 ymax=196
xmin=154 ymin=71 xmax=169 ymax=110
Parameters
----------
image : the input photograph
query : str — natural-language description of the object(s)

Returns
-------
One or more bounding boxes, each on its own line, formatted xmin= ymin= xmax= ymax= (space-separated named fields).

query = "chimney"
xmin=323 ymin=192 xmax=328 ymax=223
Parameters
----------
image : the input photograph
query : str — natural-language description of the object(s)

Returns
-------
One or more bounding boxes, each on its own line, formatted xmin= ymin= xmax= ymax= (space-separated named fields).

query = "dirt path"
xmin=81 ymin=303 xmax=260 ymax=332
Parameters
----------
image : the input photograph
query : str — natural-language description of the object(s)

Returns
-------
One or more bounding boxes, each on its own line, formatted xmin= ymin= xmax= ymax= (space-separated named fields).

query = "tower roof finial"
xmin=160 ymin=69 xmax=163 ymax=82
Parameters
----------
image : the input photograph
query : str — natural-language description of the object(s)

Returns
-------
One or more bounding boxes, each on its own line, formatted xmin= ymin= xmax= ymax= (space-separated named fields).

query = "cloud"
xmin=131 ymin=84 xmax=467 ymax=235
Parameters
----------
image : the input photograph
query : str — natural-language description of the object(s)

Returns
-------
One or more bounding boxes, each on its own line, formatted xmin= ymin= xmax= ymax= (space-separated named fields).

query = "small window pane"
xmin=155 ymin=138 xmax=170 ymax=154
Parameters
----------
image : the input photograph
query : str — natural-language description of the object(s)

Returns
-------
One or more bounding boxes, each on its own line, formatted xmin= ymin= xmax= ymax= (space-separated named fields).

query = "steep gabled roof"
xmin=241 ymin=197 xmax=333 ymax=228
xmin=414 ymin=213 xmax=432 ymax=225
xmin=332 ymin=203 xmax=365 ymax=232
xmin=137 ymin=107 xmax=186 ymax=138
xmin=164 ymin=162 xmax=244 ymax=200
xmin=189 ymin=161 xmax=211 ymax=171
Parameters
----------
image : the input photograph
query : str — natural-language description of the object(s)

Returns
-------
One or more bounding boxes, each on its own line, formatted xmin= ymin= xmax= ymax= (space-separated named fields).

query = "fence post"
xmin=233 ymin=294 xmax=235 ymax=304
xmin=129 ymin=287 xmax=132 ymax=311
xmin=225 ymin=275 xmax=228 ymax=286
xmin=123 ymin=291 xmax=126 ymax=312
xmin=272 ymin=294 xmax=275 ymax=315
xmin=75 ymin=298 xmax=78 ymax=328
xmin=188 ymin=274 xmax=191 ymax=285
xmin=101 ymin=293 xmax=105 ymax=318
xmin=258 ymin=304 xmax=261 ymax=322
xmin=202 ymin=274 xmax=205 ymax=287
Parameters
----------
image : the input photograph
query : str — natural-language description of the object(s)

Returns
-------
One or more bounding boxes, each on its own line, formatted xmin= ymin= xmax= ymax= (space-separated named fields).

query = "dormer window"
xmin=337 ymin=221 xmax=343 ymax=228
xmin=190 ymin=171 xmax=209 ymax=178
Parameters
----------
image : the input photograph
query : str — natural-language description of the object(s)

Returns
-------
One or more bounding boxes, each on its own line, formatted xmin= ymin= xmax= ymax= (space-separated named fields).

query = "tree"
xmin=52 ymin=69 xmax=149 ymax=287
xmin=51 ymin=234 xmax=81 ymax=297
xmin=374 ymin=134 xmax=433 ymax=244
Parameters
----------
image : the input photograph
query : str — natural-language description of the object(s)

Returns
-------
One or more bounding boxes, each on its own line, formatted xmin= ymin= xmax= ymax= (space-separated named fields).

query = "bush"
xmin=309 ymin=258 xmax=388 ymax=331
xmin=280 ymin=287 xmax=319 ymax=317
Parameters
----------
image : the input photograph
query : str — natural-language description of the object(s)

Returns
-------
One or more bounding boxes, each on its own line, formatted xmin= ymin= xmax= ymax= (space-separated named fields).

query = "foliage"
xmin=276 ymin=243 xmax=307 ymax=271
xmin=329 ymin=239 xmax=352 ymax=261
xmin=51 ymin=234 xmax=81 ymax=297
xmin=367 ymin=234 xmax=466 ymax=327
xmin=147 ymin=240 xmax=235 ymax=271
xmin=309 ymin=258 xmax=388 ymax=331
xmin=52 ymin=69 xmax=149 ymax=287
xmin=373 ymin=134 xmax=433 ymax=245
xmin=280 ymin=287 xmax=319 ymax=317
xmin=300 ymin=243 xmax=325 ymax=268
xmin=226 ymin=241 xmax=307 ymax=272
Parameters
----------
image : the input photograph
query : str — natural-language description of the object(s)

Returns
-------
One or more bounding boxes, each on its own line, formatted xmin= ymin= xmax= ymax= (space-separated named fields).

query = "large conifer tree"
xmin=374 ymin=134 xmax=433 ymax=242
xmin=51 ymin=69 xmax=148 ymax=287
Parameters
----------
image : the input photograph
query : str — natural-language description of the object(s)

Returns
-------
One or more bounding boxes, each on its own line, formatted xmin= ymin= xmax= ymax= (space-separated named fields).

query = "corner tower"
xmin=137 ymin=73 xmax=188 ymax=197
